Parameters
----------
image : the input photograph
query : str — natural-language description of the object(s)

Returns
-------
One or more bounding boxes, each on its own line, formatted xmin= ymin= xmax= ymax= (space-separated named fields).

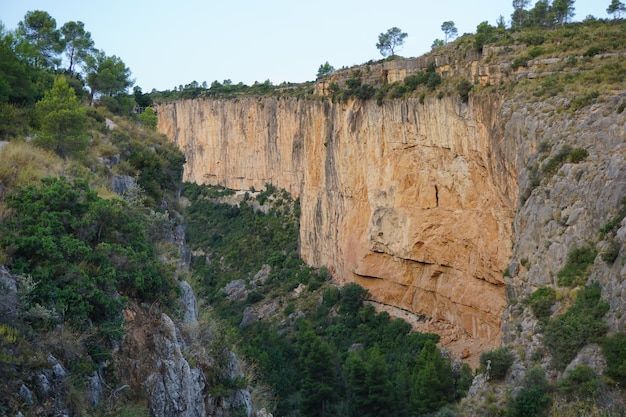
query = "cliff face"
xmin=157 ymin=95 xmax=519 ymax=353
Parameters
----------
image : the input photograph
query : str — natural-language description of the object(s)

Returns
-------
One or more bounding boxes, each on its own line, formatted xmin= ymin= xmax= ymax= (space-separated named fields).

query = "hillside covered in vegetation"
xmin=2 ymin=2 xmax=626 ymax=417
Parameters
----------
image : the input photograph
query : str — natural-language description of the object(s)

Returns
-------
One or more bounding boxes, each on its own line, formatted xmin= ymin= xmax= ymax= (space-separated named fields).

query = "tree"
xmin=474 ymin=21 xmax=496 ymax=51
xmin=552 ymin=0 xmax=575 ymax=26
xmin=138 ymin=107 xmax=157 ymax=130
xmin=431 ymin=39 xmax=444 ymax=50
xmin=441 ymin=21 xmax=458 ymax=44
xmin=528 ymin=0 xmax=553 ymax=27
xmin=411 ymin=340 xmax=455 ymax=415
xmin=512 ymin=0 xmax=531 ymax=28
xmin=85 ymin=50 xmax=133 ymax=102
xmin=608 ymin=0 xmax=626 ymax=19
xmin=376 ymin=27 xmax=408 ymax=57
xmin=133 ymin=86 xmax=153 ymax=107
xmin=60 ymin=21 xmax=94 ymax=74
xmin=299 ymin=330 xmax=337 ymax=417
xmin=317 ymin=61 xmax=335 ymax=78
xmin=33 ymin=76 xmax=88 ymax=158
xmin=16 ymin=10 xmax=63 ymax=69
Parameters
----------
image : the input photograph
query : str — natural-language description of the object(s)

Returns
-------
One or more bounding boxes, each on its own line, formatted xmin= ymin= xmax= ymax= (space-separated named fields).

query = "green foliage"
xmin=16 ymin=10 xmax=63 ymax=70
xmin=480 ymin=346 xmax=514 ymax=380
xmin=84 ymin=49 xmax=133 ymax=101
xmin=184 ymin=183 xmax=462 ymax=416
xmin=60 ymin=20 xmax=94 ymax=75
xmin=456 ymin=78 xmax=473 ymax=103
xmin=376 ymin=27 xmax=408 ymax=57
xmin=0 ymin=177 xmax=177 ymax=329
xmin=542 ymin=145 xmax=589 ymax=178
xmin=317 ymin=61 xmax=335 ymax=78
xmin=601 ymin=239 xmax=620 ymax=264
xmin=511 ymin=56 xmax=529 ymax=70
xmin=474 ymin=21 xmax=498 ymax=51
xmin=528 ymin=287 xmax=556 ymax=320
xmin=441 ymin=21 xmax=458 ymax=44
xmin=33 ymin=76 xmax=88 ymax=158
xmin=403 ymin=63 xmax=442 ymax=92
xmin=411 ymin=340 xmax=456 ymax=414
xmin=543 ymin=282 xmax=609 ymax=370
xmin=138 ymin=107 xmax=157 ymax=130
xmin=601 ymin=332 xmax=626 ymax=385
xmin=559 ymin=365 xmax=602 ymax=401
xmin=557 ymin=244 xmax=597 ymax=287
xmin=510 ymin=366 xmax=550 ymax=417
xmin=569 ymin=91 xmax=599 ymax=112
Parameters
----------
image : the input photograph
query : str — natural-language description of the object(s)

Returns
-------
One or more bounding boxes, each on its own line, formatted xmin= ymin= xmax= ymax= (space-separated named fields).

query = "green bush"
xmin=480 ymin=347 xmax=514 ymax=380
xmin=511 ymin=57 xmax=529 ymax=70
xmin=601 ymin=332 xmax=626 ymax=385
xmin=543 ymin=282 xmax=609 ymax=370
xmin=528 ymin=287 xmax=556 ymax=320
xmin=569 ymin=91 xmax=599 ymax=112
xmin=601 ymin=240 xmax=620 ymax=264
xmin=456 ymin=78 xmax=473 ymax=103
xmin=557 ymin=244 xmax=597 ymax=287
xmin=558 ymin=365 xmax=602 ymax=401
xmin=510 ymin=367 xmax=550 ymax=417
xmin=527 ymin=46 xmax=544 ymax=58
xmin=1 ymin=177 xmax=177 ymax=329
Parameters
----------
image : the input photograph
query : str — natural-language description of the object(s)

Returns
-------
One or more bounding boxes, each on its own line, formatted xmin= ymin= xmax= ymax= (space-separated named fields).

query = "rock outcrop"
xmin=157 ymin=94 xmax=519 ymax=355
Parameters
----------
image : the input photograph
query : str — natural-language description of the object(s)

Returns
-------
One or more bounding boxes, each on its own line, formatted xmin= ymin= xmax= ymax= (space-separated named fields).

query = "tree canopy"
xmin=317 ymin=61 xmax=335 ymax=78
xmin=376 ymin=27 xmax=408 ymax=57
xmin=33 ymin=76 xmax=88 ymax=158
xmin=60 ymin=21 xmax=94 ymax=74
xmin=16 ymin=10 xmax=63 ymax=69
xmin=85 ymin=50 xmax=133 ymax=101
xmin=608 ymin=0 xmax=626 ymax=18
xmin=441 ymin=21 xmax=458 ymax=44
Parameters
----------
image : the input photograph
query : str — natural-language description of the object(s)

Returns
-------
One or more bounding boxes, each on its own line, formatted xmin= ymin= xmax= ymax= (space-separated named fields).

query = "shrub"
xmin=601 ymin=240 xmax=620 ymax=264
xmin=456 ymin=79 xmax=473 ymax=103
xmin=543 ymin=282 xmax=609 ymax=370
xmin=510 ymin=367 xmax=550 ymax=417
xmin=527 ymin=46 xmax=544 ymax=59
xmin=480 ymin=346 xmax=514 ymax=380
xmin=559 ymin=365 xmax=602 ymax=401
xmin=557 ymin=244 xmax=597 ymax=287
xmin=567 ymin=147 xmax=589 ymax=163
xmin=528 ymin=287 xmax=556 ymax=320
xmin=569 ymin=91 xmax=599 ymax=112
xmin=601 ymin=332 xmax=626 ymax=385
xmin=511 ymin=57 xmax=529 ymax=70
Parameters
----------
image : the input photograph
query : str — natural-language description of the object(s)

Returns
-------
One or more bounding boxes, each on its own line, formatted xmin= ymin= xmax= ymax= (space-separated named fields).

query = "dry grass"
xmin=0 ymin=141 xmax=66 ymax=196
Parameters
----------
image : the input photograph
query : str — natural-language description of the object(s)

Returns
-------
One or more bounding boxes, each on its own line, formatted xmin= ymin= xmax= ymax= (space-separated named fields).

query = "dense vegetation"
xmin=183 ymin=183 xmax=473 ymax=417
xmin=3 ymin=2 xmax=626 ymax=416
xmin=0 ymin=9 xmax=186 ymax=416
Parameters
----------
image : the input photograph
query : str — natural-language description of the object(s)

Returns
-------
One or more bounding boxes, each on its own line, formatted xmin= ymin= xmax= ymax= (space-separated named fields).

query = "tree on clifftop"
xmin=441 ymin=21 xmax=458 ymax=44
xmin=316 ymin=61 xmax=335 ymax=78
xmin=608 ymin=0 xmax=626 ymax=19
xmin=376 ymin=27 xmax=407 ymax=57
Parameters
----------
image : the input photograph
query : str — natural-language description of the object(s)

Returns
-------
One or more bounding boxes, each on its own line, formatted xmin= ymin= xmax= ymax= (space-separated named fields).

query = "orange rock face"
xmin=157 ymin=95 xmax=517 ymax=355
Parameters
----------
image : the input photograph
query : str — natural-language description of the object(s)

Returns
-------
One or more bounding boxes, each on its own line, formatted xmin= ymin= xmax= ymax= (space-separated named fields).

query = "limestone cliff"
xmin=157 ymin=95 xmax=519 ymax=355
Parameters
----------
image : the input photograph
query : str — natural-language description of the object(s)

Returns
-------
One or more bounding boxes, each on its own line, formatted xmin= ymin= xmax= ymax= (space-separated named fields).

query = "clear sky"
xmin=1 ymin=0 xmax=611 ymax=92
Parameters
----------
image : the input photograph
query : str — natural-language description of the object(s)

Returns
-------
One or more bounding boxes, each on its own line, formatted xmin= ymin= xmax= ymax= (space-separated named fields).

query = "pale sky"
xmin=1 ymin=0 xmax=611 ymax=92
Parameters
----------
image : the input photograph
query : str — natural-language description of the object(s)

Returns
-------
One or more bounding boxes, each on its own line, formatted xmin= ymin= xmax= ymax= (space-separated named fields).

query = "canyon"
xmin=156 ymin=51 xmax=626 ymax=364
xmin=156 ymin=92 xmax=520 ymax=357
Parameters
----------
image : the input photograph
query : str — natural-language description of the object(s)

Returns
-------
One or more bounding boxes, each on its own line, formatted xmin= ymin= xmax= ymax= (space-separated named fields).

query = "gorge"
xmin=156 ymin=90 xmax=520 ymax=357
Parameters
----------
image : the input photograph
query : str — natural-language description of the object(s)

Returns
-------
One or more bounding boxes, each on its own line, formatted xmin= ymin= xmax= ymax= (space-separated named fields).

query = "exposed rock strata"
xmin=157 ymin=95 xmax=519 ymax=354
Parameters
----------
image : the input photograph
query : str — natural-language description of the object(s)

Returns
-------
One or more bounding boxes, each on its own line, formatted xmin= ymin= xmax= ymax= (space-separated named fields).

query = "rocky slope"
xmin=156 ymin=46 xmax=626 ymax=366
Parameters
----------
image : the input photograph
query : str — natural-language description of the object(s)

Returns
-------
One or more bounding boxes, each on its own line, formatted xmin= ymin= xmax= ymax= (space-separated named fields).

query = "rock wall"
xmin=157 ymin=95 xmax=519 ymax=353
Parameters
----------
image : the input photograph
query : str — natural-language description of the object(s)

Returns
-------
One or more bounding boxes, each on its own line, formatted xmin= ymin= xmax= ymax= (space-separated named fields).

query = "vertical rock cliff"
xmin=157 ymin=95 xmax=519 ymax=354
